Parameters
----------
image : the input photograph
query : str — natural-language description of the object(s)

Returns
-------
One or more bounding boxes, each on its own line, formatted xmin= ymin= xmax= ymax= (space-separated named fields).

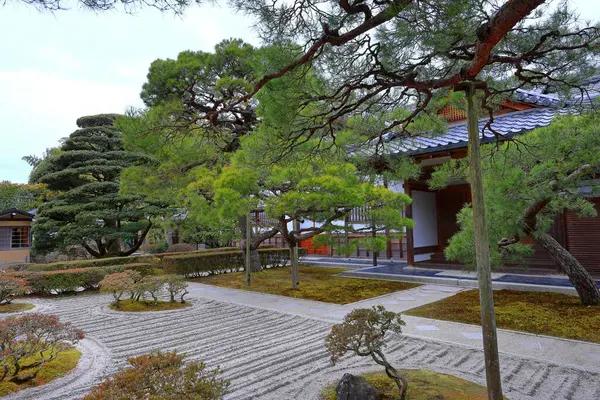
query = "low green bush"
xmin=21 ymin=255 xmax=156 ymax=272
xmin=19 ymin=247 xmax=238 ymax=272
xmin=163 ymin=248 xmax=305 ymax=278
xmin=165 ymin=243 xmax=195 ymax=253
xmin=10 ymin=263 xmax=155 ymax=295
xmin=163 ymin=251 xmax=243 ymax=278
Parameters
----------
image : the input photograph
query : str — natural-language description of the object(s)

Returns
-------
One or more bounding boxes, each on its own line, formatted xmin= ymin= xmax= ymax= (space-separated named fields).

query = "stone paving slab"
xmin=2 ymin=284 xmax=600 ymax=400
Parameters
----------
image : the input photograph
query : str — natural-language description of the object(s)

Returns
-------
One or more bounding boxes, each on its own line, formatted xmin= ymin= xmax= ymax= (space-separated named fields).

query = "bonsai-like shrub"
xmin=0 ymin=313 xmax=84 ymax=383
xmin=163 ymin=275 xmax=189 ymax=303
xmin=136 ymin=276 xmax=164 ymax=305
xmin=165 ymin=243 xmax=195 ymax=253
xmin=0 ymin=276 xmax=29 ymax=305
xmin=83 ymin=351 xmax=229 ymax=400
xmin=100 ymin=271 xmax=138 ymax=307
xmin=325 ymin=306 xmax=408 ymax=399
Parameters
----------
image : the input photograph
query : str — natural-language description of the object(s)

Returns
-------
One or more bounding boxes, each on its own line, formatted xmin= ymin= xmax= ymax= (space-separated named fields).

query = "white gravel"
xmin=2 ymin=292 xmax=599 ymax=400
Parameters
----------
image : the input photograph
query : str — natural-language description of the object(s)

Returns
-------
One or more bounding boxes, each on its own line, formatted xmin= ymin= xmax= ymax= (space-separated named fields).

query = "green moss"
xmin=322 ymin=370 xmax=494 ymax=400
xmin=193 ymin=266 xmax=419 ymax=304
xmin=0 ymin=302 xmax=35 ymax=313
xmin=0 ymin=348 xmax=81 ymax=396
xmin=405 ymin=289 xmax=600 ymax=343
xmin=110 ymin=299 xmax=191 ymax=312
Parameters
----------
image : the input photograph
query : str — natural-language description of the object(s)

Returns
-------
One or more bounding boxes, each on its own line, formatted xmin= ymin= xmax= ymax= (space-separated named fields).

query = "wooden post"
xmin=457 ymin=81 xmax=504 ymax=400
xmin=404 ymin=182 xmax=414 ymax=266
xmin=245 ymin=213 xmax=251 ymax=287
xmin=291 ymin=219 xmax=300 ymax=289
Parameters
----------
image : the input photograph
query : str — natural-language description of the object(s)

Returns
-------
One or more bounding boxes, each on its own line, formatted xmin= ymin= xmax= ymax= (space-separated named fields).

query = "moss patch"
xmin=405 ymin=289 xmax=600 ymax=343
xmin=322 ymin=370 xmax=494 ymax=400
xmin=0 ymin=302 xmax=35 ymax=313
xmin=193 ymin=266 xmax=419 ymax=304
xmin=110 ymin=299 xmax=191 ymax=312
xmin=0 ymin=348 xmax=81 ymax=396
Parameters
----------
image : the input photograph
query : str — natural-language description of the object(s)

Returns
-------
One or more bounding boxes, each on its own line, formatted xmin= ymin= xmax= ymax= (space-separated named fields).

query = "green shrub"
xmin=21 ymin=247 xmax=238 ymax=272
xmin=22 ymin=255 xmax=157 ymax=272
xmin=163 ymin=248 xmax=303 ymax=278
xmin=165 ymin=243 xmax=195 ymax=253
xmin=0 ymin=276 xmax=29 ymax=305
xmin=83 ymin=351 xmax=229 ymax=400
xmin=163 ymin=251 xmax=243 ymax=278
xmin=10 ymin=263 xmax=154 ymax=295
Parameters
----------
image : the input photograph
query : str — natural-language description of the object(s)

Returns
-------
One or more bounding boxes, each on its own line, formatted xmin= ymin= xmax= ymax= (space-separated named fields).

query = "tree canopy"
xmin=430 ymin=112 xmax=600 ymax=305
xmin=30 ymin=114 xmax=162 ymax=258
xmin=0 ymin=181 xmax=48 ymax=212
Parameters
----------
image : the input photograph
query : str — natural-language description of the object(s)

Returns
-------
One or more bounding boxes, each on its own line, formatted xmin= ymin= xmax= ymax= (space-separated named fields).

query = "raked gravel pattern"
xmin=4 ymin=293 xmax=600 ymax=400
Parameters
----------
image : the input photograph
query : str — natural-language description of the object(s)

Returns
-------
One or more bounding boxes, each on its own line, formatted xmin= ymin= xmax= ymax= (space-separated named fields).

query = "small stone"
xmin=335 ymin=373 xmax=380 ymax=400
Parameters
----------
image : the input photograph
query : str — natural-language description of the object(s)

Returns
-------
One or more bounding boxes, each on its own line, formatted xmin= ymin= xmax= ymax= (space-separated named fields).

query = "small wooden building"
xmin=0 ymin=208 xmax=34 ymax=264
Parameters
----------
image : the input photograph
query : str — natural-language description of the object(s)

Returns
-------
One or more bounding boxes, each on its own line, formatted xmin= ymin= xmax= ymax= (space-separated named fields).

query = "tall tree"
xmin=0 ymin=181 xmax=48 ymax=212
xmin=206 ymin=3 xmax=600 ymax=398
xmin=430 ymin=112 xmax=600 ymax=306
xmin=30 ymin=114 xmax=161 ymax=258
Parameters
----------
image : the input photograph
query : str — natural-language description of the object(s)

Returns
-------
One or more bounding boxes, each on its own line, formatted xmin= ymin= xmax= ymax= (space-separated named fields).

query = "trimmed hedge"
xmin=163 ymin=248 xmax=308 ymax=278
xmin=18 ymin=247 xmax=239 ymax=272
xmin=163 ymin=251 xmax=243 ymax=278
xmin=10 ymin=263 xmax=155 ymax=295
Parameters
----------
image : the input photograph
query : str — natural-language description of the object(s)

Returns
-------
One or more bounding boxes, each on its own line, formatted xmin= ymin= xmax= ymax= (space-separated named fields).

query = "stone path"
xmin=4 ymin=283 xmax=600 ymax=400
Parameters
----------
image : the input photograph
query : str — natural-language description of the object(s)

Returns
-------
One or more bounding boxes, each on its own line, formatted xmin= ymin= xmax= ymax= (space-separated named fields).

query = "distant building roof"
xmin=0 ymin=209 xmax=35 ymax=219
xmin=381 ymin=76 xmax=600 ymax=157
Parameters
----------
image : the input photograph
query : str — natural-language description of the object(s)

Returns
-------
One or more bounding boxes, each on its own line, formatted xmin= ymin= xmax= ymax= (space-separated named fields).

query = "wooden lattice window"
xmin=439 ymin=106 xmax=467 ymax=122
xmin=11 ymin=227 xmax=30 ymax=248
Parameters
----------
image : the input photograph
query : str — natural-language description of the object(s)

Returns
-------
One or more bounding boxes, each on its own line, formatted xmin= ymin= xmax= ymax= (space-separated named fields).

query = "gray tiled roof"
xmin=383 ymin=75 xmax=600 ymax=156
xmin=386 ymin=107 xmax=566 ymax=156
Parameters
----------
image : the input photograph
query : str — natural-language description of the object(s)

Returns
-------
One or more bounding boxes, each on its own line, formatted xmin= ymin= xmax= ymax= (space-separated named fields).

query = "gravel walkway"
xmin=4 ymin=288 xmax=600 ymax=400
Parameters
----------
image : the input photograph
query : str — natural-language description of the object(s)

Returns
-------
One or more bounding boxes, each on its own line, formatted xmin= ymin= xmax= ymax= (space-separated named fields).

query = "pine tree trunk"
xmin=533 ymin=232 xmax=600 ymax=306
xmin=249 ymin=248 xmax=261 ymax=272
xmin=462 ymin=82 xmax=504 ymax=399
xmin=290 ymin=244 xmax=299 ymax=289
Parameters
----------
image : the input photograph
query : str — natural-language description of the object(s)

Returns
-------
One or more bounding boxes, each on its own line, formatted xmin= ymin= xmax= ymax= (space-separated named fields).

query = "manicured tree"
xmin=431 ymin=112 xmax=600 ymax=306
xmin=326 ymin=306 xmax=407 ymax=400
xmin=163 ymin=275 xmax=189 ymax=303
xmin=209 ymin=3 xmax=600 ymax=397
xmin=0 ymin=276 xmax=29 ymax=305
xmin=100 ymin=271 xmax=138 ymax=307
xmin=350 ymin=185 xmax=413 ymax=267
xmin=0 ymin=313 xmax=84 ymax=383
xmin=30 ymin=114 xmax=161 ymax=258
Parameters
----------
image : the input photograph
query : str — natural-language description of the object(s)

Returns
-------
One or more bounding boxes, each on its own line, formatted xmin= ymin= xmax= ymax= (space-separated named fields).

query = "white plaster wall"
xmin=411 ymin=190 xmax=438 ymax=261
xmin=386 ymin=180 xmax=405 ymax=193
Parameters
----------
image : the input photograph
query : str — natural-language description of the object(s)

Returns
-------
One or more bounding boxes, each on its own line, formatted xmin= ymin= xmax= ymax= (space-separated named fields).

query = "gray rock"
xmin=336 ymin=373 xmax=380 ymax=400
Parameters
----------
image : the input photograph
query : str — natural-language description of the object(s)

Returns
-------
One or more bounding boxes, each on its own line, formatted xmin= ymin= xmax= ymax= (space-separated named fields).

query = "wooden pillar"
xmin=404 ymin=181 xmax=415 ymax=266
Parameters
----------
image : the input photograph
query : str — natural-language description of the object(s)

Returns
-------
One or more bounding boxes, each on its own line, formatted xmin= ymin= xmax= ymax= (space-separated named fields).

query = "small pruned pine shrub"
xmin=165 ymin=243 xmax=195 ymax=253
xmin=136 ymin=276 xmax=164 ymax=305
xmin=326 ymin=306 xmax=408 ymax=400
xmin=83 ymin=351 xmax=229 ymax=400
xmin=101 ymin=273 xmax=188 ymax=308
xmin=0 ymin=313 xmax=84 ymax=383
xmin=100 ymin=271 xmax=139 ymax=307
xmin=0 ymin=276 xmax=29 ymax=305
xmin=163 ymin=275 xmax=189 ymax=303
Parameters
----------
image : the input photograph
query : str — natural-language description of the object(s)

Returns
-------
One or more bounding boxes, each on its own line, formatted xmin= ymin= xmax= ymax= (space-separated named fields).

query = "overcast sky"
xmin=0 ymin=0 xmax=598 ymax=183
